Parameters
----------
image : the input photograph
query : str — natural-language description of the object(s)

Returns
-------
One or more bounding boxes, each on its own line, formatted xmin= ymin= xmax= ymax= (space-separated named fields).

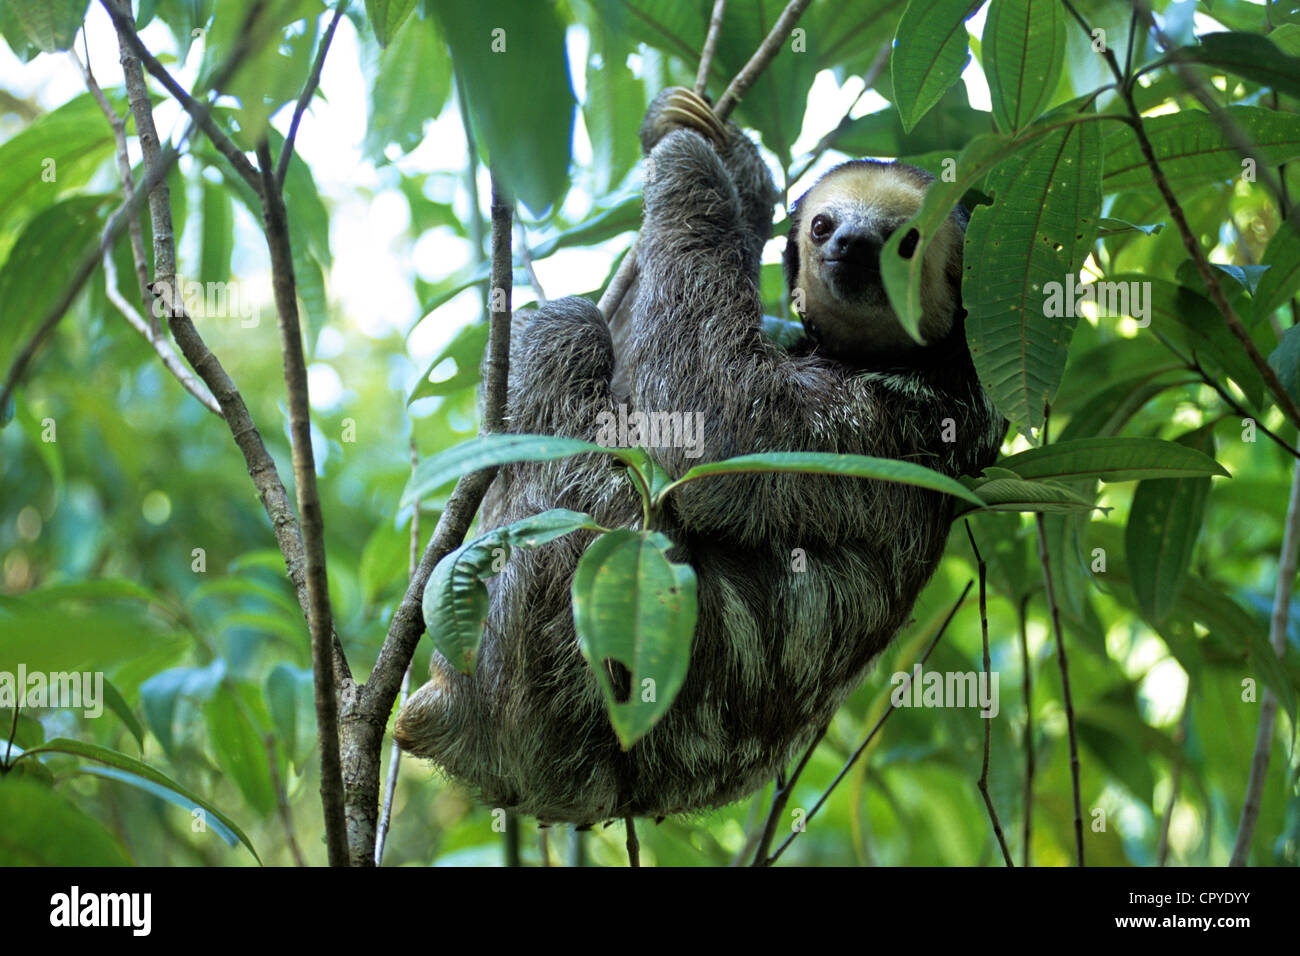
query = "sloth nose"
xmin=826 ymin=227 xmax=881 ymax=269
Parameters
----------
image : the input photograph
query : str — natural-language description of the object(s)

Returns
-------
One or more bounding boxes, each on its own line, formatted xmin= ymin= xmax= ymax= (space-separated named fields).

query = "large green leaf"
xmin=205 ymin=686 xmax=276 ymax=817
xmin=0 ymin=777 xmax=130 ymax=865
xmin=1125 ymin=429 xmax=1214 ymax=623
xmin=424 ymin=510 xmax=604 ymax=672
xmin=1254 ymin=219 xmax=1300 ymax=324
xmin=9 ymin=0 xmax=89 ymax=52
xmin=1164 ymin=30 xmax=1300 ymax=100
xmin=660 ymin=450 xmax=986 ymax=507
xmin=363 ymin=11 xmax=452 ymax=158
xmin=428 ymin=0 xmax=575 ymax=216
xmin=199 ymin=180 xmax=234 ymax=283
xmin=402 ymin=434 xmax=624 ymax=506
xmin=13 ymin=737 xmax=259 ymax=861
xmin=963 ymin=113 xmax=1102 ymax=434
xmin=998 ymin=437 xmax=1229 ymax=482
xmin=982 ymin=0 xmax=1066 ymax=133
xmin=1269 ymin=323 xmax=1300 ymax=404
xmin=892 ymin=0 xmax=981 ymax=132
xmin=572 ymin=529 xmax=698 ymax=748
xmin=408 ymin=321 xmax=487 ymax=404
xmin=1104 ymin=107 xmax=1300 ymax=191
xmin=365 ymin=0 xmax=418 ymax=46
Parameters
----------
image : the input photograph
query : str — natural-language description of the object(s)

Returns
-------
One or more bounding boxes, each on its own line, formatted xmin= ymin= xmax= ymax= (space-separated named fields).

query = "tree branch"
xmin=275 ymin=0 xmax=349 ymax=190
xmin=764 ymin=582 xmax=973 ymax=865
xmin=695 ymin=0 xmax=728 ymax=96
xmin=100 ymin=0 xmax=264 ymax=196
xmin=1230 ymin=459 xmax=1300 ymax=865
xmin=256 ymin=139 xmax=347 ymax=866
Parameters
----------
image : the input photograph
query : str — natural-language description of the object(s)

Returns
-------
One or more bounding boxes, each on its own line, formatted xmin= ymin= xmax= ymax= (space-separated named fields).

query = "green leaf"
xmin=1125 ymin=429 xmax=1214 ymax=623
xmin=832 ymin=81 xmax=991 ymax=161
xmin=139 ymin=661 xmax=225 ymax=755
xmin=364 ymin=11 xmax=452 ymax=157
xmin=409 ymin=321 xmax=488 ymax=404
xmin=199 ymin=180 xmax=234 ymax=283
xmin=1268 ymin=323 xmax=1300 ymax=405
xmin=402 ymin=434 xmax=621 ymax=507
xmin=982 ymin=0 xmax=1066 ymax=133
xmin=1104 ymin=107 xmax=1300 ymax=192
xmin=79 ymin=765 xmax=244 ymax=849
xmin=0 ymin=195 xmax=106 ymax=364
xmin=0 ymin=777 xmax=130 ymax=865
xmin=1077 ymin=718 xmax=1154 ymax=805
xmin=9 ymin=0 xmax=89 ymax=52
xmin=892 ymin=0 xmax=981 ymax=132
xmin=205 ymin=686 xmax=276 ymax=817
xmin=366 ymin=0 xmax=418 ymax=47
xmin=428 ymin=0 xmax=575 ymax=215
xmin=1254 ymin=219 xmax=1300 ymax=323
xmin=955 ymin=475 xmax=1094 ymax=514
xmin=659 ymin=451 xmax=986 ymax=507
xmin=264 ymin=664 xmax=301 ymax=768
xmin=1167 ymin=31 xmax=1300 ymax=100
xmin=963 ymin=111 xmax=1102 ymax=434
xmin=100 ymin=678 xmax=146 ymax=752
xmin=18 ymin=737 xmax=258 ymax=861
xmin=572 ymin=529 xmax=698 ymax=748
xmin=583 ymin=21 xmax=645 ymax=195
xmin=998 ymin=437 xmax=1230 ymax=482
xmin=424 ymin=510 xmax=603 ymax=672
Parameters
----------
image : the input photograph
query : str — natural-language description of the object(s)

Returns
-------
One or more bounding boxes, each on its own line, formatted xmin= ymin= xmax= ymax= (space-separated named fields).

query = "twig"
xmin=599 ymin=0 xmax=815 ymax=322
xmin=625 ymin=816 xmax=640 ymax=867
xmin=355 ymin=172 xmax=515 ymax=863
xmin=966 ymin=522 xmax=1014 ymax=867
xmin=276 ymin=0 xmax=349 ymax=190
xmin=515 ymin=222 xmax=547 ymax=304
xmin=1035 ymin=512 xmax=1084 ymax=866
xmin=1018 ymin=594 xmax=1034 ymax=867
xmin=695 ymin=0 xmax=728 ymax=95
xmin=1156 ymin=707 xmax=1188 ymax=866
xmin=1229 ymin=459 xmax=1300 ymax=865
xmin=765 ymin=581 xmax=974 ymax=865
xmin=99 ymin=0 xmax=263 ymax=195
xmin=749 ymin=725 xmax=827 ymax=866
xmin=714 ymin=0 xmax=814 ymax=120
xmin=265 ymin=734 xmax=307 ymax=866
xmin=1062 ymin=0 xmax=1300 ymax=429
xmin=375 ymin=439 xmax=421 ymax=865
xmin=1188 ymin=356 xmax=1300 ymax=460
xmin=256 ymin=139 xmax=347 ymax=867
xmin=788 ymin=41 xmax=892 ymax=186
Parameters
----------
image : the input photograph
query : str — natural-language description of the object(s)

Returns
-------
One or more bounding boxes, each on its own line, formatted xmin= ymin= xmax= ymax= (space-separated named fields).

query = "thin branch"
xmin=966 ymin=522 xmax=1014 ymax=867
xmin=749 ymin=725 xmax=827 ymax=866
xmin=102 ymin=240 xmax=221 ymax=414
xmin=1189 ymin=356 xmax=1300 ymax=461
xmin=764 ymin=581 xmax=974 ymax=865
xmin=1018 ymin=593 xmax=1034 ymax=868
xmin=100 ymin=0 xmax=263 ymax=196
xmin=355 ymin=172 xmax=515 ymax=862
xmin=256 ymin=138 xmax=346 ymax=867
xmin=276 ymin=0 xmax=349 ymax=190
xmin=265 ymin=734 xmax=307 ymax=866
xmin=694 ymin=0 xmax=728 ymax=96
xmin=714 ymin=0 xmax=814 ymax=121
xmin=375 ymin=440 xmax=421 ymax=865
xmin=1229 ymin=459 xmax=1300 ymax=865
xmin=515 ymin=222 xmax=547 ymax=304
xmin=599 ymin=0 xmax=814 ymax=322
xmin=1035 ymin=512 xmax=1084 ymax=866
xmin=788 ymin=41 xmax=892 ymax=187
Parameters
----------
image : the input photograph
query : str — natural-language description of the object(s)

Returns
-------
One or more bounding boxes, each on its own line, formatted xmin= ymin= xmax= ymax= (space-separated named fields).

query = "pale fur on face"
xmin=788 ymin=162 xmax=964 ymax=360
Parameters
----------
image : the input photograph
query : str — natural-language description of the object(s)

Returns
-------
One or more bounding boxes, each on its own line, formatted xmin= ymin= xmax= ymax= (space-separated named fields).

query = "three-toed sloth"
xmin=395 ymin=88 xmax=1005 ymax=826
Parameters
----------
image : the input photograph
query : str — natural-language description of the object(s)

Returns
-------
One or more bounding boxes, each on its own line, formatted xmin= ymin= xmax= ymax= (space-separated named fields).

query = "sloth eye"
xmin=809 ymin=214 xmax=834 ymax=241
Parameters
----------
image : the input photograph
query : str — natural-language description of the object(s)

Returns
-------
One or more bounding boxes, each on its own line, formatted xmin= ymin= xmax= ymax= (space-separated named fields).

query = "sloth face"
xmin=784 ymin=161 xmax=966 ymax=362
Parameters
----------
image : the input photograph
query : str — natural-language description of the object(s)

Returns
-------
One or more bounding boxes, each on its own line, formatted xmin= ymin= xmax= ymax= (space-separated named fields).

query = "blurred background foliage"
xmin=1 ymin=0 xmax=1299 ymax=866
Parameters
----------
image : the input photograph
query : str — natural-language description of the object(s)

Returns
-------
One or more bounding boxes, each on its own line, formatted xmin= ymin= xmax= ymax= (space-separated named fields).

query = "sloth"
xmin=394 ymin=88 xmax=1005 ymax=826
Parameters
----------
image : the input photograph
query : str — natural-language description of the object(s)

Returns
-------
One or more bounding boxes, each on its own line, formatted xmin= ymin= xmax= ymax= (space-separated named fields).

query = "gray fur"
xmin=394 ymin=97 xmax=1004 ymax=825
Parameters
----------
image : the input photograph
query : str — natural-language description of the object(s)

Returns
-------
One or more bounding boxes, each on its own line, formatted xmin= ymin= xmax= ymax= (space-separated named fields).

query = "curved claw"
xmin=657 ymin=86 xmax=727 ymax=148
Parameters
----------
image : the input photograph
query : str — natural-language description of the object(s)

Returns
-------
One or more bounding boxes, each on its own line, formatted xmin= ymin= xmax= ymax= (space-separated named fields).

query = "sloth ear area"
xmin=782 ymin=210 xmax=803 ymax=294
